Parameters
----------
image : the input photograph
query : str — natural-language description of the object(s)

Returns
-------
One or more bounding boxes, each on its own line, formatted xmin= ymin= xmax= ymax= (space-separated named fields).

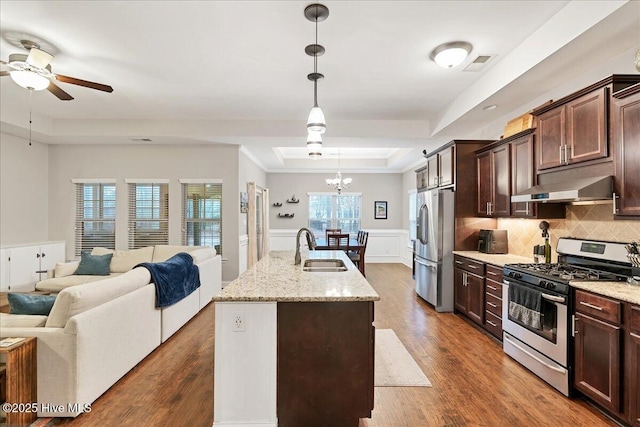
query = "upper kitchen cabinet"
xmin=476 ymin=142 xmax=510 ymax=217
xmin=416 ymin=165 xmax=428 ymax=190
xmin=475 ymin=130 xmax=564 ymax=219
xmin=426 ymin=145 xmax=454 ymax=189
xmin=532 ymin=75 xmax=640 ymax=173
xmin=612 ymin=83 xmax=640 ymax=219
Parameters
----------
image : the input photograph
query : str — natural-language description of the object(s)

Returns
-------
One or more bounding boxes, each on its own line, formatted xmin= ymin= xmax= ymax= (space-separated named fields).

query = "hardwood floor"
xmin=54 ymin=263 xmax=614 ymax=427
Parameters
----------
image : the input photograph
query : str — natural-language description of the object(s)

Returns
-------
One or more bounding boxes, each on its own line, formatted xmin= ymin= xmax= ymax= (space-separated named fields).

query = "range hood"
xmin=511 ymin=176 xmax=613 ymax=203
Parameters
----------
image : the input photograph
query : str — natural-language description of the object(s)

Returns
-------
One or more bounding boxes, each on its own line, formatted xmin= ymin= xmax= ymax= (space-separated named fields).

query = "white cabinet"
xmin=0 ymin=241 xmax=66 ymax=292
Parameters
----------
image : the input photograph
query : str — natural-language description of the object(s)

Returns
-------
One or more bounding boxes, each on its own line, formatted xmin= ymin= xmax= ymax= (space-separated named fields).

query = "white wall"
xmin=46 ymin=143 xmax=241 ymax=282
xmin=267 ymin=172 xmax=404 ymax=231
xmin=0 ymin=133 xmax=49 ymax=245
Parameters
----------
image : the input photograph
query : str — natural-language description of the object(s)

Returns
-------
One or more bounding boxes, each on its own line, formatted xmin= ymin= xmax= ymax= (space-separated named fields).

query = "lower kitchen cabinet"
xmin=573 ymin=289 xmax=639 ymax=425
xmin=484 ymin=264 xmax=504 ymax=339
xmin=628 ymin=305 xmax=640 ymax=426
xmin=454 ymin=256 xmax=485 ymax=327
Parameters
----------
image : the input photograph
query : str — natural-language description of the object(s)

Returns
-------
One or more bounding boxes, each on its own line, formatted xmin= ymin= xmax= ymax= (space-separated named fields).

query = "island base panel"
xmin=277 ymin=301 xmax=374 ymax=427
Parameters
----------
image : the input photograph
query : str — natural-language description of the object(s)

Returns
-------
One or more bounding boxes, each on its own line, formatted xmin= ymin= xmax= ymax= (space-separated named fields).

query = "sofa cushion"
xmin=55 ymin=261 xmax=80 ymax=278
xmin=8 ymin=293 xmax=57 ymax=315
xmin=152 ymin=245 xmax=208 ymax=262
xmin=188 ymin=247 xmax=217 ymax=264
xmin=45 ymin=267 xmax=152 ymax=328
xmin=0 ymin=312 xmax=47 ymax=327
xmin=35 ymin=273 xmax=123 ymax=293
xmin=75 ymin=252 xmax=113 ymax=276
xmin=92 ymin=246 xmax=155 ymax=273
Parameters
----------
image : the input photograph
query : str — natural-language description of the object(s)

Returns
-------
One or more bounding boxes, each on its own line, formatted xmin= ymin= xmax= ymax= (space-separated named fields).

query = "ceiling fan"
xmin=0 ymin=40 xmax=113 ymax=100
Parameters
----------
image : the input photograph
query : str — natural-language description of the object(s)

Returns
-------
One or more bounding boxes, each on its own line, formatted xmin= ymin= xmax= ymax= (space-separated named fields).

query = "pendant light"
xmin=305 ymin=3 xmax=329 ymax=159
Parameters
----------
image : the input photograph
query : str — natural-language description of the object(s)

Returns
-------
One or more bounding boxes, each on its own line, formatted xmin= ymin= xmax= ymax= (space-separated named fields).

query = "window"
xmin=409 ymin=190 xmax=417 ymax=244
xmin=127 ymin=182 xmax=169 ymax=249
xmin=74 ymin=181 xmax=116 ymax=256
xmin=181 ymin=182 xmax=223 ymax=255
xmin=308 ymin=193 xmax=361 ymax=238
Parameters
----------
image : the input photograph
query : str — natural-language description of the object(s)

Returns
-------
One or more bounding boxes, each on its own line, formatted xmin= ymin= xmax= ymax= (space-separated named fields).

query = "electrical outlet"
xmin=233 ymin=312 xmax=245 ymax=332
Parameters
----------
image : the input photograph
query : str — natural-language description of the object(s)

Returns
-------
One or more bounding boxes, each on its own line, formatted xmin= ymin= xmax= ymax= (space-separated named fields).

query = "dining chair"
xmin=325 ymin=228 xmax=342 ymax=241
xmin=348 ymin=231 xmax=368 ymax=276
xmin=327 ymin=233 xmax=349 ymax=251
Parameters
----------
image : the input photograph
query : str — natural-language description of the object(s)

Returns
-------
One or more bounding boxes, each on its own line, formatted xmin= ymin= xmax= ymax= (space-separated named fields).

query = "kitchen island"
xmin=212 ymin=250 xmax=379 ymax=427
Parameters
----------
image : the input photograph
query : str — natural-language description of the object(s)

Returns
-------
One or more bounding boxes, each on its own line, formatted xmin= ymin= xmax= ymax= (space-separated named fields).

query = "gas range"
xmin=504 ymin=238 xmax=632 ymax=295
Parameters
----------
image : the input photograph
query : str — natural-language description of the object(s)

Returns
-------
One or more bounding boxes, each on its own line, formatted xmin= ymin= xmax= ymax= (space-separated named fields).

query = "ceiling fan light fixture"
xmin=10 ymin=70 xmax=49 ymax=91
xmin=430 ymin=42 xmax=473 ymax=68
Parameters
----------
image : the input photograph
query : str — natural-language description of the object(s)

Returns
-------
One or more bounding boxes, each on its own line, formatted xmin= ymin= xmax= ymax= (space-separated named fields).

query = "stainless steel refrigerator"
xmin=414 ymin=188 xmax=455 ymax=312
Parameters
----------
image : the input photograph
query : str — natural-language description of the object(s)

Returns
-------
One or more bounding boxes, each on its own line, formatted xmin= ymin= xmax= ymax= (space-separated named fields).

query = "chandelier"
xmin=326 ymin=151 xmax=352 ymax=194
xmin=305 ymin=3 xmax=329 ymax=159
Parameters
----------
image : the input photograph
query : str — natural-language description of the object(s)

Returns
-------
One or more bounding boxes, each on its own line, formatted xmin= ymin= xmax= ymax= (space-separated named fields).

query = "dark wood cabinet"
xmin=532 ymin=75 xmax=640 ymax=174
xmin=277 ymin=301 xmax=374 ymax=426
xmin=484 ymin=264 xmax=503 ymax=340
xmin=628 ymin=305 xmax=640 ymax=426
xmin=574 ymin=311 xmax=621 ymax=414
xmin=477 ymin=129 xmax=564 ymax=219
xmin=536 ymin=87 xmax=607 ymax=170
xmin=453 ymin=256 xmax=485 ymax=326
xmin=426 ymin=146 xmax=455 ymax=189
xmin=612 ymin=83 xmax=640 ymax=218
xmin=476 ymin=143 xmax=510 ymax=217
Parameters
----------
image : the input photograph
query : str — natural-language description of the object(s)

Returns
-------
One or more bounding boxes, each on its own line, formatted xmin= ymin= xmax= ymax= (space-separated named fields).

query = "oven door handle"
xmin=504 ymin=335 xmax=567 ymax=374
xmin=541 ymin=293 xmax=565 ymax=303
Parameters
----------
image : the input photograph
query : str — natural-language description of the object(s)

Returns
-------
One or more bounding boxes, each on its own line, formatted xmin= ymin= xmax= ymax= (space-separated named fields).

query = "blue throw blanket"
xmin=135 ymin=252 xmax=200 ymax=308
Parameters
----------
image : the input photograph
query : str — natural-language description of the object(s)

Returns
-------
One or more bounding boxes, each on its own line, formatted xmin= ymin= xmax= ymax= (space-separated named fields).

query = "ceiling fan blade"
xmin=0 ymin=71 xmax=9 ymax=77
xmin=48 ymin=81 xmax=74 ymax=101
xmin=55 ymin=74 xmax=113 ymax=93
xmin=26 ymin=48 xmax=53 ymax=69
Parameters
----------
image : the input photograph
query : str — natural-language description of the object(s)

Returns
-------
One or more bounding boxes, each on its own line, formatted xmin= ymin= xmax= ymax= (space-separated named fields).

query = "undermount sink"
xmin=302 ymin=259 xmax=348 ymax=272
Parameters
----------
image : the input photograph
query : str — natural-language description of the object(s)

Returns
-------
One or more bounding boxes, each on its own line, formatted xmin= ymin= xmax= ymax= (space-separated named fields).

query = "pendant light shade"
xmin=307 ymin=106 xmax=326 ymax=134
xmin=10 ymin=70 xmax=49 ymax=91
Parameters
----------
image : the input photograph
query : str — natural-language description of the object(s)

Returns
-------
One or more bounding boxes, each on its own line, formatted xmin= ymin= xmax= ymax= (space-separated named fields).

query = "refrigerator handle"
xmin=418 ymin=204 xmax=429 ymax=244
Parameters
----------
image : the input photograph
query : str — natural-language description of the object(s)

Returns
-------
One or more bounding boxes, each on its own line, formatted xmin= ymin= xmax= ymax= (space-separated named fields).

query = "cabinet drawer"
xmin=485 ymin=310 xmax=502 ymax=339
xmin=453 ymin=256 xmax=485 ymax=275
xmin=485 ymin=264 xmax=504 ymax=282
xmin=485 ymin=292 xmax=502 ymax=317
xmin=630 ymin=305 xmax=640 ymax=334
xmin=575 ymin=290 xmax=621 ymax=325
xmin=485 ymin=278 xmax=502 ymax=298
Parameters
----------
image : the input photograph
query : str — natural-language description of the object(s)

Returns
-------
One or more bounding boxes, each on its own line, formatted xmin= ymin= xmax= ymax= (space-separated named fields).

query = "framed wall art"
xmin=374 ymin=201 xmax=387 ymax=219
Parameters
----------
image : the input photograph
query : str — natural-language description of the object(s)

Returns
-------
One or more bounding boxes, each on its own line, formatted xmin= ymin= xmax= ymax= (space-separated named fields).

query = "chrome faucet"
xmin=295 ymin=228 xmax=317 ymax=265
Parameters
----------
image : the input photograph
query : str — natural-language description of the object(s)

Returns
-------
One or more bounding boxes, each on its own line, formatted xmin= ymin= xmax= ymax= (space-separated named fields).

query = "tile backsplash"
xmin=497 ymin=204 xmax=640 ymax=262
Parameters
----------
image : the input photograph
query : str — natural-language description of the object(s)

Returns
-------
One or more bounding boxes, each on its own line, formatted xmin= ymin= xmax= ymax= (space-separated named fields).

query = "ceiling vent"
xmin=463 ymin=55 xmax=494 ymax=72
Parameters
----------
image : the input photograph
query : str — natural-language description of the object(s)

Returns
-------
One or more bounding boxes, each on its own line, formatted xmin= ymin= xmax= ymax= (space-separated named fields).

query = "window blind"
xmin=182 ymin=183 xmax=222 ymax=255
xmin=128 ymin=183 xmax=169 ymax=249
xmin=75 ymin=183 xmax=116 ymax=256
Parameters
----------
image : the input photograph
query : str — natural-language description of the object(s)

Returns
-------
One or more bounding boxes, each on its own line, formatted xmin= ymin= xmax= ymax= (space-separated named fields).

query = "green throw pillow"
xmin=74 ymin=252 xmax=113 ymax=276
xmin=8 ymin=293 xmax=57 ymax=315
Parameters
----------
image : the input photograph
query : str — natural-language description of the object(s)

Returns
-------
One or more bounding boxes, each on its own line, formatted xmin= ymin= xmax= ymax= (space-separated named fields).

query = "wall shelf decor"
xmin=286 ymin=195 xmax=299 ymax=204
xmin=273 ymin=202 xmax=283 ymax=207
xmin=278 ymin=213 xmax=295 ymax=218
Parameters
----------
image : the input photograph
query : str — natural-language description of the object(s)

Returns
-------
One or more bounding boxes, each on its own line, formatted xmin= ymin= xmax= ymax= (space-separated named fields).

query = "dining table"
xmin=314 ymin=237 xmax=361 ymax=250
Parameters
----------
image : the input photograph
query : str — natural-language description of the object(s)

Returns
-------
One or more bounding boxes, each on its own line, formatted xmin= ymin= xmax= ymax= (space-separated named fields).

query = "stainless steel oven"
xmin=502 ymin=238 xmax=632 ymax=397
xmin=502 ymin=279 xmax=569 ymax=395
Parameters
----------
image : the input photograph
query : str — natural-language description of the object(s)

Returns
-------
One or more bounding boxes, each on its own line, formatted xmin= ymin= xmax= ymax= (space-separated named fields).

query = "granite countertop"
xmin=569 ymin=281 xmax=640 ymax=305
xmin=452 ymin=251 xmax=532 ymax=267
xmin=214 ymin=250 xmax=380 ymax=303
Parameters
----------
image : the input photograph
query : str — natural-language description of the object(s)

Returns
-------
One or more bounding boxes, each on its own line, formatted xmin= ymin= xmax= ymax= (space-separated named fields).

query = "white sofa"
xmin=0 ymin=245 xmax=221 ymax=417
